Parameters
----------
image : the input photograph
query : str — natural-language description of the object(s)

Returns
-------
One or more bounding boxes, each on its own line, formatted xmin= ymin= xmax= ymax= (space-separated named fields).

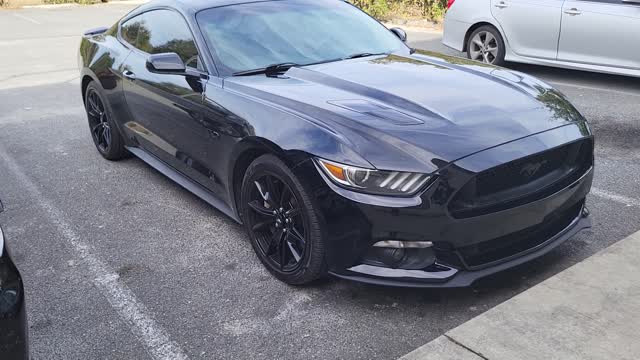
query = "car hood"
xmin=225 ymin=51 xmax=585 ymax=173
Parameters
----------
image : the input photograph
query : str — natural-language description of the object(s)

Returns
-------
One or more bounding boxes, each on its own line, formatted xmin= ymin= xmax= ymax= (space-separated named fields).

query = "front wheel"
xmin=467 ymin=26 xmax=506 ymax=66
xmin=240 ymin=154 xmax=327 ymax=285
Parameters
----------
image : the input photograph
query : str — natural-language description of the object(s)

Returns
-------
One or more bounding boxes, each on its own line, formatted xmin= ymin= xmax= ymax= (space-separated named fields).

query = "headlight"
xmin=316 ymin=158 xmax=433 ymax=196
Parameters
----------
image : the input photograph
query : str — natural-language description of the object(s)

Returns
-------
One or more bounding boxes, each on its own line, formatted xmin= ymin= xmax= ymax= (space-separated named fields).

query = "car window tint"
xmin=121 ymin=15 xmax=143 ymax=47
xmin=137 ymin=10 xmax=201 ymax=69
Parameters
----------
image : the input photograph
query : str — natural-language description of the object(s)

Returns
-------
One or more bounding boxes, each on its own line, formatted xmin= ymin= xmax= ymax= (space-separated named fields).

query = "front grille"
xmin=449 ymin=139 xmax=593 ymax=219
xmin=457 ymin=200 xmax=584 ymax=269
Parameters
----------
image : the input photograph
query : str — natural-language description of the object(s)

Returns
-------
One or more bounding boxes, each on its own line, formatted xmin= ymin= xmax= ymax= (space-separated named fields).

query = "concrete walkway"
xmin=401 ymin=230 xmax=640 ymax=360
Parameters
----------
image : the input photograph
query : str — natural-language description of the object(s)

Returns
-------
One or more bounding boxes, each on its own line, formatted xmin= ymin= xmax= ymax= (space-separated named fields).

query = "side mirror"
xmin=390 ymin=27 xmax=407 ymax=42
xmin=146 ymin=52 xmax=186 ymax=74
xmin=0 ymin=199 xmax=4 ymax=213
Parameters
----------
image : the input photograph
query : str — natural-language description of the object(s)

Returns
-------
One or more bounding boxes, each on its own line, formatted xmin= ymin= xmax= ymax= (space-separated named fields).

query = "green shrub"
xmin=427 ymin=0 xmax=447 ymax=20
xmin=352 ymin=0 xmax=448 ymax=21
xmin=43 ymin=0 xmax=102 ymax=4
xmin=352 ymin=0 xmax=391 ymax=19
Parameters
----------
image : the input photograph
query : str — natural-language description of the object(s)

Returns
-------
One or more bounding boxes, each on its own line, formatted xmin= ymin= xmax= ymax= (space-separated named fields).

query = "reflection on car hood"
xmin=225 ymin=51 xmax=585 ymax=173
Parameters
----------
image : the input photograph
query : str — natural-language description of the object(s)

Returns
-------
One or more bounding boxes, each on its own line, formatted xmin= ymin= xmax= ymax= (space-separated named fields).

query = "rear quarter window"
xmin=120 ymin=14 xmax=144 ymax=47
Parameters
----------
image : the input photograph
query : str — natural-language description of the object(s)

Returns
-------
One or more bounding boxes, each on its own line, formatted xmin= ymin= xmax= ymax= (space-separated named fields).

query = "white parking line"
xmin=12 ymin=13 xmax=41 ymax=25
xmin=548 ymin=80 xmax=640 ymax=98
xmin=0 ymin=145 xmax=189 ymax=360
xmin=592 ymin=187 xmax=640 ymax=208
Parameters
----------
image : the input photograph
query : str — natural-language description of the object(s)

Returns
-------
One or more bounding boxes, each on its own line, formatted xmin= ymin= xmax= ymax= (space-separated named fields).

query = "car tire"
xmin=240 ymin=154 xmax=327 ymax=285
xmin=467 ymin=25 xmax=506 ymax=66
xmin=84 ymin=82 xmax=128 ymax=161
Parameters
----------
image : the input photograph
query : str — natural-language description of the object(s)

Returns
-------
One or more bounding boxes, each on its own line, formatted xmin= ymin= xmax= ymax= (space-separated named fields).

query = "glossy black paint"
xmin=0 ymin=202 xmax=29 ymax=360
xmin=79 ymin=0 xmax=594 ymax=287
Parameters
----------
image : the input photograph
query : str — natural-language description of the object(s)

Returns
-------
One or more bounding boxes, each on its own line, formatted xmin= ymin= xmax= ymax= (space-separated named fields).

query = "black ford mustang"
xmin=78 ymin=0 xmax=593 ymax=287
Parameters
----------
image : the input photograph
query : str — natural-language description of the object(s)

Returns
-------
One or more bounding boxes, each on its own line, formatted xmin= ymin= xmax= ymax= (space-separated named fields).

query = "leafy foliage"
xmin=352 ymin=0 xmax=390 ymax=19
xmin=43 ymin=0 xmax=104 ymax=4
xmin=45 ymin=0 xmax=80 ymax=3
xmin=351 ymin=0 xmax=448 ymax=21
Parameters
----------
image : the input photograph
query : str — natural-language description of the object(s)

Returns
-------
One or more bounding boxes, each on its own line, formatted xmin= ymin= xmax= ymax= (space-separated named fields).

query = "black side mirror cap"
xmin=146 ymin=52 xmax=186 ymax=74
xmin=390 ymin=27 xmax=407 ymax=42
xmin=0 ymin=199 xmax=4 ymax=213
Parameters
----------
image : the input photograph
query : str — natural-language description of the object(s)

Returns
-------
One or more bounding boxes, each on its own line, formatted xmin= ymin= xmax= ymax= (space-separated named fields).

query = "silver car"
xmin=443 ymin=0 xmax=640 ymax=77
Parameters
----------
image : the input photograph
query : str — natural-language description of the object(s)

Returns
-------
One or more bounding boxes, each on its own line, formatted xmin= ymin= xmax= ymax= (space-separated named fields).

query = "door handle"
xmin=208 ymin=129 xmax=220 ymax=138
xmin=564 ymin=8 xmax=582 ymax=15
xmin=494 ymin=1 xmax=508 ymax=8
xmin=123 ymin=70 xmax=136 ymax=80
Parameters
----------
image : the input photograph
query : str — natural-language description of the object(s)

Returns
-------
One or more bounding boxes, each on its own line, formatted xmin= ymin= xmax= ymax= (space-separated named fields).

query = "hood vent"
xmin=328 ymin=100 xmax=424 ymax=126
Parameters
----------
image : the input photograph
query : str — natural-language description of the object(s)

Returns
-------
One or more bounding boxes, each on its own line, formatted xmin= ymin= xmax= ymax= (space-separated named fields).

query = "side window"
xmin=137 ymin=10 xmax=201 ymax=70
xmin=121 ymin=15 xmax=144 ymax=47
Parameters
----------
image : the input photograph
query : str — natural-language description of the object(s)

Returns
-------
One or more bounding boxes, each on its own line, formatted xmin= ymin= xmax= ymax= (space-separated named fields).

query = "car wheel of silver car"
xmin=467 ymin=26 xmax=506 ymax=66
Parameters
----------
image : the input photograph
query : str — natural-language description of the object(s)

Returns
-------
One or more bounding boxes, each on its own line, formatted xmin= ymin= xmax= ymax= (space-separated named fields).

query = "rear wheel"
xmin=84 ymin=82 xmax=128 ymax=160
xmin=241 ymin=154 xmax=327 ymax=285
xmin=467 ymin=26 xmax=506 ymax=66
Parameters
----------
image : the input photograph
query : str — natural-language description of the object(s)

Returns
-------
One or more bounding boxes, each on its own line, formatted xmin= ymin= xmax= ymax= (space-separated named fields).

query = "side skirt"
xmin=504 ymin=51 xmax=640 ymax=78
xmin=125 ymin=146 xmax=242 ymax=224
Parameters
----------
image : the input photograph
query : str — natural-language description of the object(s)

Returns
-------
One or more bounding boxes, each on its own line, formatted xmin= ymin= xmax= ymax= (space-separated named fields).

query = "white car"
xmin=443 ymin=0 xmax=640 ymax=77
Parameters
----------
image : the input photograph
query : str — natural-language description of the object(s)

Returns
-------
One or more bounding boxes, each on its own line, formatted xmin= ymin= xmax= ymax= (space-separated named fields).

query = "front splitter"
xmin=331 ymin=214 xmax=592 ymax=288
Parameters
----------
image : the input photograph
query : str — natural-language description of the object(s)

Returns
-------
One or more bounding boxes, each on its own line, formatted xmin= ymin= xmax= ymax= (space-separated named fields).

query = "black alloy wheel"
xmin=248 ymin=174 xmax=306 ymax=271
xmin=241 ymin=154 xmax=327 ymax=285
xmin=84 ymin=82 xmax=127 ymax=160
xmin=86 ymin=88 xmax=112 ymax=154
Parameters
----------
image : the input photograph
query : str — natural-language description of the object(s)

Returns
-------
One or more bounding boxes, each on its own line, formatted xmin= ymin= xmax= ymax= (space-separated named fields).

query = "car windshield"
xmin=196 ymin=0 xmax=407 ymax=75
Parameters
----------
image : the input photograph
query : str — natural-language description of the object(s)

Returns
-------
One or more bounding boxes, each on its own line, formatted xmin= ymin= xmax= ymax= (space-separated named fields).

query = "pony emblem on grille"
xmin=520 ymin=160 xmax=549 ymax=179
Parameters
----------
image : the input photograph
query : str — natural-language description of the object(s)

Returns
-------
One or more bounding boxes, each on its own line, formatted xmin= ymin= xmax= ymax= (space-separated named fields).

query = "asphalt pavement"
xmin=0 ymin=4 xmax=639 ymax=360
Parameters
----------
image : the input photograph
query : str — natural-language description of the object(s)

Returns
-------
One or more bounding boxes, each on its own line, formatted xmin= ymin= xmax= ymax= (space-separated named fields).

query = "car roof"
xmin=132 ymin=0 xmax=340 ymax=17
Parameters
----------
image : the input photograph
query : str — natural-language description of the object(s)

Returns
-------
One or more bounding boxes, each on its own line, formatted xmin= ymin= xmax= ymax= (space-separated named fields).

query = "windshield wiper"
xmin=232 ymin=53 xmax=389 ymax=77
xmin=233 ymin=63 xmax=299 ymax=77
xmin=343 ymin=52 xmax=388 ymax=60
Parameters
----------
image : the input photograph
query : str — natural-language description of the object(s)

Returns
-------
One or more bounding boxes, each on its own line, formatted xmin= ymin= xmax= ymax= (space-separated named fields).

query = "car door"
xmin=120 ymin=9 xmax=225 ymax=194
xmin=558 ymin=0 xmax=640 ymax=69
xmin=490 ymin=0 xmax=564 ymax=59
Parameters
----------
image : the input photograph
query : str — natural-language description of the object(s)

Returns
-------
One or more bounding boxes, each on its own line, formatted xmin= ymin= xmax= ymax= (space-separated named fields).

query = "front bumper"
xmin=296 ymin=124 xmax=594 ymax=288
xmin=331 ymin=207 xmax=591 ymax=288
xmin=308 ymin=162 xmax=593 ymax=288
xmin=442 ymin=16 xmax=471 ymax=52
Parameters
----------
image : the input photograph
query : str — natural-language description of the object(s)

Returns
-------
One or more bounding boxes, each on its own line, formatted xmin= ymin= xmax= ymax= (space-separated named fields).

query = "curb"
xmin=384 ymin=22 xmax=443 ymax=33
xmin=400 ymin=229 xmax=640 ymax=360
